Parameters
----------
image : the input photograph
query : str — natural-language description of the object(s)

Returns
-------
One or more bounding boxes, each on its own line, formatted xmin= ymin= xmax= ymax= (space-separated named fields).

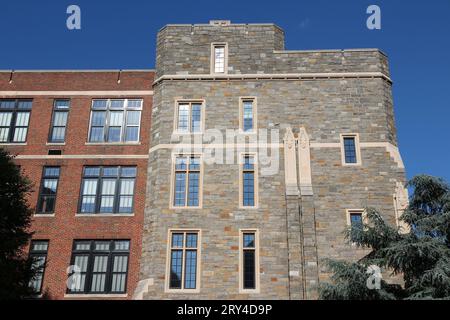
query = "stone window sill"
xmin=76 ymin=213 xmax=135 ymax=217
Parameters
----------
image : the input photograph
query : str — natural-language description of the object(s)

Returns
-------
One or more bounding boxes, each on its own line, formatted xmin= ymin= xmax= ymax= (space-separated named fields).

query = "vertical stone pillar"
xmin=283 ymin=128 xmax=304 ymax=299
xmin=297 ymin=127 xmax=319 ymax=299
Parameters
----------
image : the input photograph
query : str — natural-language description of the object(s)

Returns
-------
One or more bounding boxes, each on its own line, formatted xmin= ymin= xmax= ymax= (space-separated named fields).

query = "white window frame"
xmin=239 ymin=97 xmax=257 ymax=134
xmin=210 ymin=43 xmax=228 ymax=74
xmin=340 ymin=133 xmax=362 ymax=166
xmin=165 ymin=229 xmax=202 ymax=293
xmin=239 ymin=229 xmax=260 ymax=294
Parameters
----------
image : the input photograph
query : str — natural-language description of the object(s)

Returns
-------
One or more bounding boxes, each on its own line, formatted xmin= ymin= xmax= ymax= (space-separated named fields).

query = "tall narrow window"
xmin=168 ymin=231 xmax=200 ymax=291
xmin=67 ymin=240 xmax=130 ymax=294
xmin=49 ymin=100 xmax=70 ymax=143
xmin=29 ymin=240 xmax=49 ymax=294
xmin=173 ymin=155 xmax=201 ymax=208
xmin=88 ymin=99 xmax=142 ymax=143
xmin=0 ymin=99 xmax=32 ymax=143
xmin=211 ymin=43 xmax=227 ymax=74
xmin=79 ymin=166 xmax=136 ymax=214
xmin=240 ymin=98 xmax=257 ymax=133
xmin=241 ymin=154 xmax=257 ymax=207
xmin=348 ymin=210 xmax=364 ymax=242
xmin=240 ymin=230 xmax=259 ymax=292
xmin=341 ymin=134 xmax=361 ymax=165
xmin=175 ymin=102 xmax=203 ymax=133
xmin=37 ymin=167 xmax=60 ymax=214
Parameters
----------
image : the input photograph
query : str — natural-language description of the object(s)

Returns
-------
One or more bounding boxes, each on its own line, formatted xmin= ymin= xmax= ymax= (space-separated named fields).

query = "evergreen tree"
xmin=320 ymin=175 xmax=450 ymax=300
xmin=0 ymin=148 xmax=36 ymax=299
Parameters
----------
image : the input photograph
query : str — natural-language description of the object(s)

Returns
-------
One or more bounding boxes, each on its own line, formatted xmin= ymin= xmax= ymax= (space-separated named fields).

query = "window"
xmin=240 ymin=154 xmax=257 ymax=208
xmin=172 ymin=155 xmax=202 ymax=208
xmin=346 ymin=209 xmax=365 ymax=243
xmin=67 ymin=240 xmax=130 ymax=294
xmin=29 ymin=240 xmax=49 ymax=294
xmin=79 ymin=166 xmax=136 ymax=214
xmin=88 ymin=99 xmax=142 ymax=143
xmin=49 ymin=100 xmax=70 ymax=143
xmin=37 ymin=167 xmax=60 ymax=214
xmin=341 ymin=134 xmax=361 ymax=165
xmin=175 ymin=101 xmax=203 ymax=133
xmin=239 ymin=230 xmax=259 ymax=292
xmin=211 ymin=43 xmax=228 ymax=74
xmin=167 ymin=231 xmax=200 ymax=291
xmin=239 ymin=98 xmax=257 ymax=133
xmin=0 ymin=99 xmax=32 ymax=143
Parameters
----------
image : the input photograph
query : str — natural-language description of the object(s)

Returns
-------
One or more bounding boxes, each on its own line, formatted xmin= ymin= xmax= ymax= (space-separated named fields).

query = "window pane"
xmin=187 ymin=172 xmax=199 ymax=206
xmin=95 ymin=241 xmax=110 ymax=251
xmin=125 ymin=127 xmax=139 ymax=142
xmin=110 ymin=100 xmax=124 ymax=109
xmin=169 ymin=250 xmax=183 ymax=289
xmin=92 ymin=100 xmax=107 ymax=109
xmin=191 ymin=104 xmax=202 ymax=132
xmin=100 ymin=179 xmax=115 ymax=198
xmin=13 ymin=127 xmax=28 ymax=142
xmin=174 ymin=173 xmax=186 ymax=206
xmin=127 ymin=100 xmax=142 ymax=109
xmin=90 ymin=127 xmax=104 ymax=142
xmin=344 ymin=137 xmax=357 ymax=163
xmin=175 ymin=157 xmax=187 ymax=170
xmin=114 ymin=241 xmax=130 ymax=251
xmin=109 ymin=111 xmax=124 ymax=126
xmin=184 ymin=250 xmax=197 ymax=289
xmin=44 ymin=167 xmax=60 ymax=177
xmin=84 ymin=167 xmax=100 ymax=177
xmin=243 ymin=172 xmax=255 ymax=206
xmin=126 ymin=111 xmax=140 ymax=125
xmin=243 ymin=250 xmax=256 ymax=289
xmin=54 ymin=100 xmax=70 ymax=109
xmin=243 ymin=233 xmax=255 ymax=248
xmin=243 ymin=101 xmax=253 ymax=131
xmin=51 ymin=127 xmax=66 ymax=141
xmin=0 ymin=100 xmax=15 ymax=109
xmin=0 ymin=112 xmax=12 ymax=126
xmin=108 ymin=127 xmax=121 ymax=142
xmin=171 ymin=233 xmax=184 ymax=248
xmin=103 ymin=167 xmax=119 ymax=177
xmin=177 ymin=104 xmax=189 ymax=132
xmin=18 ymin=101 xmax=32 ymax=109
xmin=186 ymin=234 xmax=198 ymax=248
xmin=120 ymin=180 xmax=134 ymax=195
xmin=91 ymin=111 xmax=106 ymax=126
xmin=214 ymin=46 xmax=225 ymax=73
xmin=53 ymin=111 xmax=68 ymax=126
xmin=121 ymin=167 xmax=137 ymax=177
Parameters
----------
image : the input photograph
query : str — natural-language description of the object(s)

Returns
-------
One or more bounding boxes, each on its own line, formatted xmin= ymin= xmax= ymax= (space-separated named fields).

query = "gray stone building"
xmin=134 ymin=20 xmax=408 ymax=300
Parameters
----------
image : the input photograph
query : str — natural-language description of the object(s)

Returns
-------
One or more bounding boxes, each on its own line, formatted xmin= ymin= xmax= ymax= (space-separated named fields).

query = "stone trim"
xmin=298 ymin=127 xmax=313 ymax=195
xmin=239 ymin=229 xmax=260 ymax=294
xmin=0 ymin=90 xmax=154 ymax=96
xmin=15 ymin=154 xmax=149 ymax=160
xmin=153 ymin=72 xmax=392 ymax=85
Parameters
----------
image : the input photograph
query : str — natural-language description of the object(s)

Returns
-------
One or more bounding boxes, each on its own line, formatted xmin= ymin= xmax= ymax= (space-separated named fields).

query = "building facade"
xmin=0 ymin=20 xmax=408 ymax=300
xmin=134 ymin=21 xmax=408 ymax=300
xmin=0 ymin=70 xmax=154 ymax=299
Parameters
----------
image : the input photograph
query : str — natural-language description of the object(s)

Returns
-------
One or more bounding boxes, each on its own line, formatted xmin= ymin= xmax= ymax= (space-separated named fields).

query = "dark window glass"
xmin=343 ymin=137 xmax=357 ymax=164
xmin=0 ymin=99 xmax=32 ymax=143
xmin=29 ymin=240 xmax=49 ymax=294
xmin=242 ymin=100 xmax=254 ymax=132
xmin=88 ymin=99 xmax=142 ymax=143
xmin=67 ymin=240 xmax=129 ymax=294
xmin=242 ymin=156 xmax=255 ymax=207
xmin=169 ymin=232 xmax=199 ymax=290
xmin=350 ymin=212 xmax=363 ymax=242
xmin=242 ymin=233 xmax=256 ymax=290
xmin=79 ymin=166 xmax=136 ymax=214
xmin=49 ymin=100 xmax=70 ymax=143
xmin=173 ymin=156 xmax=200 ymax=207
xmin=37 ymin=167 xmax=60 ymax=214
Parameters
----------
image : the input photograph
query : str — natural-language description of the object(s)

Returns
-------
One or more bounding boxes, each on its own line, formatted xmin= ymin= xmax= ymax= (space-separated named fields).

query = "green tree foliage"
xmin=320 ymin=175 xmax=450 ymax=300
xmin=0 ymin=148 xmax=36 ymax=299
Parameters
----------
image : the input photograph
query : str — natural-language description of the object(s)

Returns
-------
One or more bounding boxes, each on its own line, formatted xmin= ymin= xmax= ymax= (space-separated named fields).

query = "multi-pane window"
xmin=49 ymin=100 xmax=70 ymax=143
xmin=79 ymin=166 xmax=136 ymax=214
xmin=213 ymin=44 xmax=226 ymax=73
xmin=29 ymin=240 xmax=49 ymax=294
xmin=241 ymin=155 xmax=256 ymax=207
xmin=67 ymin=240 xmax=130 ymax=294
xmin=240 ymin=231 xmax=258 ymax=291
xmin=168 ymin=231 xmax=199 ymax=290
xmin=241 ymin=99 xmax=255 ymax=132
xmin=343 ymin=136 xmax=358 ymax=164
xmin=173 ymin=155 xmax=201 ymax=207
xmin=176 ymin=102 xmax=203 ymax=133
xmin=37 ymin=167 xmax=60 ymax=214
xmin=0 ymin=99 xmax=32 ymax=143
xmin=349 ymin=210 xmax=364 ymax=242
xmin=88 ymin=99 xmax=142 ymax=143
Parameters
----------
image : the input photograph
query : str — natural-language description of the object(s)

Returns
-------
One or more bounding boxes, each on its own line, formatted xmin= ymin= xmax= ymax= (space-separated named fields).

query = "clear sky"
xmin=0 ymin=0 xmax=449 ymax=182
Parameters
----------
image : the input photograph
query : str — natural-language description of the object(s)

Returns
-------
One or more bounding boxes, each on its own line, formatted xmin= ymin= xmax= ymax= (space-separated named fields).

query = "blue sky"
xmin=0 ymin=0 xmax=449 ymax=181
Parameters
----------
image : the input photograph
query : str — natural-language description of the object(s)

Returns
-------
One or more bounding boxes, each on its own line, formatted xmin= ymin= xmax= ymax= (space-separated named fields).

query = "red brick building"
xmin=0 ymin=70 xmax=154 ymax=299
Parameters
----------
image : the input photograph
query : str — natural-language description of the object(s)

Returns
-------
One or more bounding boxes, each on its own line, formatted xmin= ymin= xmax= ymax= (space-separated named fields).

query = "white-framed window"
xmin=239 ymin=153 xmax=258 ymax=208
xmin=239 ymin=229 xmax=260 ymax=293
xmin=239 ymin=97 xmax=257 ymax=133
xmin=174 ymin=101 xmax=204 ymax=134
xmin=340 ymin=133 xmax=362 ymax=165
xmin=88 ymin=99 xmax=142 ymax=143
xmin=211 ymin=43 xmax=228 ymax=74
xmin=171 ymin=154 xmax=203 ymax=208
xmin=166 ymin=230 xmax=201 ymax=293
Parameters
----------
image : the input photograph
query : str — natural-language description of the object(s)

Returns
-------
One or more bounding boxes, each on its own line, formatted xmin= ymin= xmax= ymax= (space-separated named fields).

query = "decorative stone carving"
xmin=283 ymin=127 xmax=299 ymax=196
xmin=298 ymin=127 xmax=313 ymax=196
xmin=393 ymin=181 xmax=410 ymax=233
